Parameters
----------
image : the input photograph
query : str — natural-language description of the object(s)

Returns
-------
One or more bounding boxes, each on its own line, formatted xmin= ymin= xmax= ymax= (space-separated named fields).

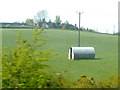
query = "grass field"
xmin=2 ymin=28 xmax=118 ymax=82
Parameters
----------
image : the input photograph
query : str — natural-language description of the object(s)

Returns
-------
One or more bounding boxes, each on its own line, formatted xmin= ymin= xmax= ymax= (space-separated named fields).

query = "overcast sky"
xmin=0 ymin=0 xmax=119 ymax=33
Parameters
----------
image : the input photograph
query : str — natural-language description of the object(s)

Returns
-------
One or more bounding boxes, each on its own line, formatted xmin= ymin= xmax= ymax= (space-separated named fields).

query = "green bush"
xmin=2 ymin=27 xmax=66 ymax=88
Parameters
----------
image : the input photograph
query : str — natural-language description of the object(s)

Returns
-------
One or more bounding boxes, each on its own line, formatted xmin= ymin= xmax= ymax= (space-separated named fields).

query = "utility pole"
xmin=76 ymin=11 xmax=83 ymax=47
xmin=78 ymin=12 xmax=81 ymax=47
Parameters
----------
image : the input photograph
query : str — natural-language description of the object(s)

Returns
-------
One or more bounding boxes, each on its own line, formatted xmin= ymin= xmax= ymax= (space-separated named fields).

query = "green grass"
xmin=2 ymin=29 xmax=118 ymax=82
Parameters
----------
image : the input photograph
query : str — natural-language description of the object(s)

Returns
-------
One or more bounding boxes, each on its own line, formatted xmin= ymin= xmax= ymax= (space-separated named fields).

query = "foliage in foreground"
xmin=71 ymin=75 xmax=119 ymax=88
xmin=2 ymin=27 xmax=65 ymax=88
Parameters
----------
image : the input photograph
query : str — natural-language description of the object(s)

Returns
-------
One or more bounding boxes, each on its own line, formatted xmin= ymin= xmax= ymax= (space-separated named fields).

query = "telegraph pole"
xmin=76 ymin=11 xmax=83 ymax=47
xmin=78 ymin=12 xmax=81 ymax=47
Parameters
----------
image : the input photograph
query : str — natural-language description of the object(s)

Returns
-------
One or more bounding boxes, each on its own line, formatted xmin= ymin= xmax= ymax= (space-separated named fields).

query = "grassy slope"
xmin=2 ymin=29 xmax=118 ymax=82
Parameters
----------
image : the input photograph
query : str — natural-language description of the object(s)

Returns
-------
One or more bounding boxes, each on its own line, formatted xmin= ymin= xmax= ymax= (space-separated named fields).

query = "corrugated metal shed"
xmin=68 ymin=47 xmax=95 ymax=60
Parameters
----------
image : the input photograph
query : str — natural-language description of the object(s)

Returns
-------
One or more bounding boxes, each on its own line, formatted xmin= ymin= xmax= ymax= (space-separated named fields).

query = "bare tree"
xmin=34 ymin=10 xmax=49 ymax=27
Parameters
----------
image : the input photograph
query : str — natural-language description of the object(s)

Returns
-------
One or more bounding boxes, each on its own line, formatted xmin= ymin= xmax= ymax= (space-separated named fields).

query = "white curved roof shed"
xmin=68 ymin=47 xmax=95 ymax=60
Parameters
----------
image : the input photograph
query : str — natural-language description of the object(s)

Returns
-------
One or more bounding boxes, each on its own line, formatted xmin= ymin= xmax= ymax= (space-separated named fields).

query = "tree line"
xmin=25 ymin=10 xmax=98 ymax=32
xmin=24 ymin=10 xmax=119 ymax=35
xmin=25 ymin=10 xmax=78 ymax=30
xmin=1 ymin=9 xmax=118 ymax=35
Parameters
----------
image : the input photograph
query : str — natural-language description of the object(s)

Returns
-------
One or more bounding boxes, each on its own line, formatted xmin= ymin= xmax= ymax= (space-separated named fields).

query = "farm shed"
xmin=68 ymin=47 xmax=95 ymax=60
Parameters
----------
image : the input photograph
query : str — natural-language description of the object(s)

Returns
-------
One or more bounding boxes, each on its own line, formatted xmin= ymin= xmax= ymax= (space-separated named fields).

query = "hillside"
xmin=2 ymin=29 xmax=118 ymax=82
